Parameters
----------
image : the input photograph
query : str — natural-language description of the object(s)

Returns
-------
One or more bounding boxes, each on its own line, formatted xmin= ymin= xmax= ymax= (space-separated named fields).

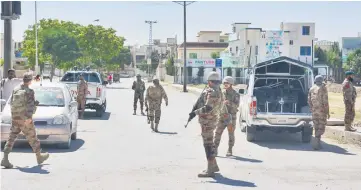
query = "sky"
xmin=1 ymin=1 xmax=361 ymax=46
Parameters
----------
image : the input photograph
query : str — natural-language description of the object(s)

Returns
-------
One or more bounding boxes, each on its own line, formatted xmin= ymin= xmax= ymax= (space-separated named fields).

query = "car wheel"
xmin=71 ymin=132 xmax=77 ymax=140
xmin=301 ymin=127 xmax=313 ymax=143
xmin=58 ymin=137 xmax=71 ymax=149
xmin=96 ymin=106 xmax=104 ymax=117
xmin=246 ymin=126 xmax=256 ymax=142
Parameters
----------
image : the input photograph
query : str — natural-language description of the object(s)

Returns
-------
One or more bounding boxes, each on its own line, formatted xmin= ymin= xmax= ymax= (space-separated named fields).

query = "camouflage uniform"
xmin=1 ymin=73 xmax=49 ymax=169
xmin=145 ymin=78 xmax=168 ymax=132
xmin=132 ymin=75 xmax=146 ymax=115
xmin=193 ymin=71 xmax=223 ymax=177
xmin=77 ymin=76 xmax=88 ymax=118
xmin=342 ymin=74 xmax=357 ymax=131
xmin=308 ymin=75 xmax=329 ymax=150
xmin=214 ymin=77 xmax=240 ymax=156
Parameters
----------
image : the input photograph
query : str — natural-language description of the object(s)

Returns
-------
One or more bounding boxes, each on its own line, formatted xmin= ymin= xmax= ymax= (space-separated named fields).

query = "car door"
xmin=65 ymin=86 xmax=78 ymax=133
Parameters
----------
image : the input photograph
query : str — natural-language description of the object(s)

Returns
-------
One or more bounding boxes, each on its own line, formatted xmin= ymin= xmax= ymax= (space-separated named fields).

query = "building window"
xmin=290 ymin=40 xmax=294 ymax=45
xmin=247 ymin=40 xmax=250 ymax=45
xmin=236 ymin=46 xmax=238 ymax=53
xmin=220 ymin=39 xmax=225 ymax=42
xmin=255 ymin=46 xmax=258 ymax=55
xmin=232 ymin=26 xmax=236 ymax=33
xmin=208 ymin=40 xmax=214 ymax=42
xmin=302 ymin=26 xmax=310 ymax=35
xmin=230 ymin=47 xmax=232 ymax=53
xmin=300 ymin=46 xmax=311 ymax=56
xmin=189 ymin=53 xmax=197 ymax=59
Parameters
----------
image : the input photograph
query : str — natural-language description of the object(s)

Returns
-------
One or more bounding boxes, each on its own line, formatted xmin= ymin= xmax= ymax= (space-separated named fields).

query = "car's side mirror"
xmin=102 ymin=81 xmax=108 ymax=85
xmin=238 ymin=89 xmax=245 ymax=94
xmin=0 ymin=99 xmax=6 ymax=106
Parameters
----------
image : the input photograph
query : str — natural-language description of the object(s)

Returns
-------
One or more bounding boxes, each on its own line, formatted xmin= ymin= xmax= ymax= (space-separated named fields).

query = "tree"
xmin=314 ymin=47 xmax=327 ymax=63
xmin=0 ymin=58 xmax=3 ymax=66
xmin=345 ymin=48 xmax=361 ymax=76
xmin=42 ymin=28 xmax=81 ymax=81
xmin=211 ymin=52 xmax=220 ymax=59
xmin=166 ymin=56 xmax=175 ymax=76
xmin=138 ymin=60 xmax=148 ymax=72
xmin=150 ymin=50 xmax=160 ymax=74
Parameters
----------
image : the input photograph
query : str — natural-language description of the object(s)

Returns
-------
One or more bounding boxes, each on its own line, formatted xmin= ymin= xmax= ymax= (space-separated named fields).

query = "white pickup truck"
xmin=60 ymin=71 xmax=108 ymax=117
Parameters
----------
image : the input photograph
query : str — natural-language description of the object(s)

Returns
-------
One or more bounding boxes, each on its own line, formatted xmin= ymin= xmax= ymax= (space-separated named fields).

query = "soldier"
xmin=77 ymin=73 xmax=88 ymax=119
xmin=308 ymin=75 xmax=330 ymax=150
xmin=189 ymin=71 xmax=223 ymax=178
xmin=342 ymin=71 xmax=357 ymax=132
xmin=1 ymin=73 xmax=49 ymax=169
xmin=145 ymin=77 xmax=168 ymax=132
xmin=132 ymin=74 xmax=146 ymax=115
xmin=214 ymin=76 xmax=240 ymax=156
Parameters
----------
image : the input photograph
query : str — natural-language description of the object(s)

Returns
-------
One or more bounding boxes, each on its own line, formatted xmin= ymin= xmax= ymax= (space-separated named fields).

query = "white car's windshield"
xmin=34 ymin=87 xmax=65 ymax=107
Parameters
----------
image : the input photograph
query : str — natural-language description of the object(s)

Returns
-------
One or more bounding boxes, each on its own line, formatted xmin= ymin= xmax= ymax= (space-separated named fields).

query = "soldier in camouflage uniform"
xmin=189 ymin=71 xmax=223 ymax=178
xmin=1 ymin=73 xmax=49 ymax=169
xmin=132 ymin=74 xmax=146 ymax=115
xmin=145 ymin=77 xmax=168 ymax=132
xmin=308 ymin=75 xmax=330 ymax=150
xmin=77 ymin=73 xmax=88 ymax=119
xmin=342 ymin=71 xmax=357 ymax=132
xmin=214 ymin=76 xmax=240 ymax=156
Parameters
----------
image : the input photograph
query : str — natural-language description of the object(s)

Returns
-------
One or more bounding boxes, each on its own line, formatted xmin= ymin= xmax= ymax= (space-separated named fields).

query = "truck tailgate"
xmin=64 ymin=82 xmax=98 ymax=99
xmin=256 ymin=112 xmax=312 ymax=126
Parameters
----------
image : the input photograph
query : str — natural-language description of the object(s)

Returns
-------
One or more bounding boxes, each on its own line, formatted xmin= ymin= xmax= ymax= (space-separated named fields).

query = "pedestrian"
xmin=342 ymin=71 xmax=357 ymax=132
xmin=214 ymin=76 xmax=240 ymax=156
xmin=1 ymin=72 xmax=49 ymax=169
xmin=1 ymin=69 xmax=22 ymax=102
xmin=308 ymin=75 xmax=330 ymax=150
xmin=34 ymin=74 xmax=41 ymax=82
xmin=132 ymin=74 xmax=146 ymax=115
xmin=77 ymin=73 xmax=88 ymax=119
xmin=189 ymin=71 xmax=223 ymax=177
xmin=145 ymin=77 xmax=168 ymax=132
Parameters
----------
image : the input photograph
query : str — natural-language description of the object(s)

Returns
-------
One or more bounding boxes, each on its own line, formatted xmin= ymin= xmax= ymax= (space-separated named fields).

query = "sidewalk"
xmin=164 ymin=82 xmax=361 ymax=147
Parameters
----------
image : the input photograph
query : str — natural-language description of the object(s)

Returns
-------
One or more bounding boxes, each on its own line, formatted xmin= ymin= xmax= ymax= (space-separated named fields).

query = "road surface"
xmin=1 ymin=78 xmax=361 ymax=190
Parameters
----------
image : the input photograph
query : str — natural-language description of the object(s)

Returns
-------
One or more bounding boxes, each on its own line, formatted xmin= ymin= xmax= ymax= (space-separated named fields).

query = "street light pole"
xmin=35 ymin=1 xmax=39 ymax=75
xmin=173 ymin=1 xmax=195 ymax=92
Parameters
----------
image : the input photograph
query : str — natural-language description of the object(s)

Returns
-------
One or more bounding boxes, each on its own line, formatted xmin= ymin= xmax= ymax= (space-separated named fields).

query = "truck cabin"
xmin=252 ymin=57 xmax=313 ymax=114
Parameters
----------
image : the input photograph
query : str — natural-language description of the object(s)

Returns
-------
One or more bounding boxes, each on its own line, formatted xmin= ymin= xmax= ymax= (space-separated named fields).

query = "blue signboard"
xmin=215 ymin=58 xmax=222 ymax=68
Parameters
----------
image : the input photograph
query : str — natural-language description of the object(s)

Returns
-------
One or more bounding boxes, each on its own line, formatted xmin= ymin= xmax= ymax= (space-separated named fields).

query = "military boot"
xmin=36 ymin=152 xmax=49 ymax=165
xmin=345 ymin=125 xmax=357 ymax=132
xmin=154 ymin=123 xmax=159 ymax=132
xmin=79 ymin=111 xmax=84 ymax=119
xmin=150 ymin=121 xmax=155 ymax=131
xmin=198 ymin=160 xmax=219 ymax=178
xmin=141 ymin=110 xmax=146 ymax=116
xmin=214 ymin=147 xmax=218 ymax=157
xmin=133 ymin=110 xmax=136 ymax=115
xmin=1 ymin=153 xmax=13 ymax=169
xmin=312 ymin=137 xmax=321 ymax=150
xmin=226 ymin=147 xmax=233 ymax=157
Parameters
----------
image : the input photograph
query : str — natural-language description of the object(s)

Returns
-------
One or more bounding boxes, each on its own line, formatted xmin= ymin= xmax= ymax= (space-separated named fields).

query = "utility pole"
xmin=35 ymin=1 xmax=39 ymax=75
xmin=1 ymin=1 xmax=21 ymax=78
xmin=173 ymin=1 xmax=195 ymax=92
xmin=145 ymin=20 xmax=157 ymax=77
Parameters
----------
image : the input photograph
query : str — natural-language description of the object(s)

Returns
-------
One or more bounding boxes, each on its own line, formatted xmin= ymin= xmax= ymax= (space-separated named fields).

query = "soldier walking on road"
xmin=132 ymin=74 xmax=146 ymax=115
xmin=145 ymin=77 xmax=168 ymax=132
xmin=189 ymin=71 xmax=223 ymax=178
xmin=342 ymin=71 xmax=357 ymax=132
xmin=308 ymin=75 xmax=330 ymax=150
xmin=214 ymin=76 xmax=240 ymax=156
xmin=1 ymin=73 xmax=49 ymax=169
xmin=77 ymin=73 xmax=88 ymax=119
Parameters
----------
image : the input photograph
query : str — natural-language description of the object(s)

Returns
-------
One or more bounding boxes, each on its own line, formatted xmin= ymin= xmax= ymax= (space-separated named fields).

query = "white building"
xmin=315 ymin=40 xmax=337 ymax=51
xmin=341 ymin=33 xmax=361 ymax=64
xmin=227 ymin=22 xmax=316 ymax=66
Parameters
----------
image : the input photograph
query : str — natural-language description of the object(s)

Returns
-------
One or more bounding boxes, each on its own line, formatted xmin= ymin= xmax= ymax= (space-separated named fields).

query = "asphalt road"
xmin=1 ymin=78 xmax=361 ymax=190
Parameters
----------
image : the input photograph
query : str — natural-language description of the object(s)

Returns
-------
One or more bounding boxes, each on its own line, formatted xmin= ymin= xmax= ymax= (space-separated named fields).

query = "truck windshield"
xmin=61 ymin=73 xmax=100 ymax=83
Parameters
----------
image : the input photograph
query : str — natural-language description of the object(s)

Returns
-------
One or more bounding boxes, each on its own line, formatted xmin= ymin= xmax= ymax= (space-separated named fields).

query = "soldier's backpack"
xmin=11 ymin=87 xmax=28 ymax=118
xmin=147 ymin=86 xmax=162 ymax=100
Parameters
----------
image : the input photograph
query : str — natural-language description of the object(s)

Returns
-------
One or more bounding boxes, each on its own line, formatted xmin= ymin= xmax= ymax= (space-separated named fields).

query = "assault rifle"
xmin=184 ymin=85 xmax=207 ymax=128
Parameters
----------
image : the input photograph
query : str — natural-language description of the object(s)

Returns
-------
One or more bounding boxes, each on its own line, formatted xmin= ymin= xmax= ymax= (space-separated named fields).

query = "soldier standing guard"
xmin=189 ymin=71 xmax=223 ymax=178
xmin=308 ymin=75 xmax=330 ymax=150
xmin=144 ymin=77 xmax=168 ymax=132
xmin=342 ymin=71 xmax=357 ymax=132
xmin=214 ymin=76 xmax=240 ymax=156
xmin=1 ymin=73 xmax=49 ymax=169
xmin=77 ymin=73 xmax=88 ymax=119
xmin=132 ymin=74 xmax=146 ymax=115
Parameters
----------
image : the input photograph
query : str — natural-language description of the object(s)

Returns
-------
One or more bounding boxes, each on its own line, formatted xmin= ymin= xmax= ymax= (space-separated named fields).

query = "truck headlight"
xmin=52 ymin=115 xmax=68 ymax=125
xmin=1 ymin=117 xmax=11 ymax=124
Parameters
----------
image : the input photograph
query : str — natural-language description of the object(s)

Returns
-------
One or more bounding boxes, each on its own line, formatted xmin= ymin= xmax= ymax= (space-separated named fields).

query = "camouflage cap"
xmin=222 ymin=76 xmax=234 ymax=85
xmin=345 ymin=71 xmax=354 ymax=76
xmin=8 ymin=68 xmax=15 ymax=72
xmin=207 ymin=71 xmax=220 ymax=81
xmin=136 ymin=74 xmax=141 ymax=77
xmin=23 ymin=72 xmax=33 ymax=81
xmin=314 ymin=75 xmax=324 ymax=84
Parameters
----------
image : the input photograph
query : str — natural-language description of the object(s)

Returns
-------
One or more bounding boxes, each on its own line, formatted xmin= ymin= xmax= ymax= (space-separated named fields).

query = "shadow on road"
xmin=5 ymin=139 xmax=85 ymax=154
xmin=106 ymin=86 xmax=130 ymax=90
xmin=208 ymin=173 xmax=256 ymax=187
xmin=16 ymin=164 xmax=50 ymax=174
xmin=156 ymin=131 xmax=178 ymax=135
xmin=218 ymin=155 xmax=263 ymax=163
xmin=82 ymin=112 xmax=111 ymax=120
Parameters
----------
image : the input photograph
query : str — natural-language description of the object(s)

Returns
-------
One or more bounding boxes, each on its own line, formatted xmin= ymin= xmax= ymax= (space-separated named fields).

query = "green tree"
xmin=166 ymin=56 xmax=175 ymax=76
xmin=211 ymin=52 xmax=220 ymax=59
xmin=0 ymin=58 xmax=4 ymax=66
xmin=150 ymin=50 xmax=160 ymax=73
xmin=42 ymin=28 xmax=81 ymax=81
xmin=138 ymin=60 xmax=148 ymax=72
xmin=314 ymin=47 xmax=328 ymax=63
xmin=345 ymin=48 xmax=361 ymax=76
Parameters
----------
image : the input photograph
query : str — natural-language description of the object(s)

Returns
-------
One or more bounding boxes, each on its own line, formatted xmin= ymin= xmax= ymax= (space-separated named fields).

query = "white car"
xmin=60 ymin=71 xmax=107 ymax=117
xmin=1 ymin=82 xmax=79 ymax=149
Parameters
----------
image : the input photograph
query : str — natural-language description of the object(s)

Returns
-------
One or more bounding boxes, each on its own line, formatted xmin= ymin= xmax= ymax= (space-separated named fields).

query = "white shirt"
xmin=1 ymin=78 xmax=23 ymax=101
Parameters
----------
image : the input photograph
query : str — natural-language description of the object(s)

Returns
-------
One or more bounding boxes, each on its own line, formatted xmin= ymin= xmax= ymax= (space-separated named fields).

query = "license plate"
xmin=277 ymin=120 xmax=287 ymax=123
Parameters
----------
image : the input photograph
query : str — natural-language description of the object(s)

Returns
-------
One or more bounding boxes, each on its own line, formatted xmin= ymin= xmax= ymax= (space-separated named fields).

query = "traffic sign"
xmin=215 ymin=59 xmax=222 ymax=68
